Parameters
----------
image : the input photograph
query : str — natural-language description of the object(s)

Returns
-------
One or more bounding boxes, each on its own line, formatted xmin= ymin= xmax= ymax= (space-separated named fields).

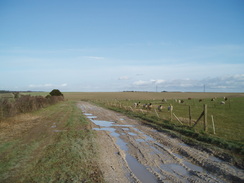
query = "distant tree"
xmin=49 ymin=89 xmax=63 ymax=97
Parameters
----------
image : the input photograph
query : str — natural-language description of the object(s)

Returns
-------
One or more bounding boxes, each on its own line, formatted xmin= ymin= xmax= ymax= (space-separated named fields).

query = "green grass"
xmin=93 ymin=97 xmax=244 ymax=156
xmin=0 ymin=101 xmax=104 ymax=183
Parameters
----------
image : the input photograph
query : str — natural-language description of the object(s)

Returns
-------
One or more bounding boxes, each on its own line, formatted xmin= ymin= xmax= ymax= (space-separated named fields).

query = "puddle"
xmin=126 ymin=154 xmax=158 ymax=183
xmin=84 ymin=113 xmax=93 ymax=116
xmin=183 ymin=161 xmax=204 ymax=172
xmin=160 ymin=163 xmax=190 ymax=177
xmin=84 ymin=114 xmax=158 ymax=183
xmin=83 ymin=110 xmax=221 ymax=183
xmin=209 ymin=156 xmax=223 ymax=163
xmin=128 ymin=132 xmax=137 ymax=136
xmin=86 ymin=116 xmax=97 ymax=119
xmin=136 ymin=139 xmax=146 ymax=143
xmin=91 ymin=120 xmax=114 ymax=127
xmin=122 ymin=128 xmax=129 ymax=131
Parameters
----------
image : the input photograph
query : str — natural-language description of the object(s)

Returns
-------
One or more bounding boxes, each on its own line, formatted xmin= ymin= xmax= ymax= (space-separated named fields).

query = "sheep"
xmin=168 ymin=105 xmax=173 ymax=111
xmin=188 ymin=98 xmax=192 ymax=100
xmin=220 ymin=101 xmax=225 ymax=105
xmin=134 ymin=102 xmax=141 ymax=108
xmin=162 ymin=99 xmax=167 ymax=103
xmin=158 ymin=105 xmax=163 ymax=111
xmin=143 ymin=104 xmax=148 ymax=109
xmin=147 ymin=103 xmax=153 ymax=110
xmin=211 ymin=98 xmax=215 ymax=101
xmin=199 ymin=99 xmax=203 ymax=102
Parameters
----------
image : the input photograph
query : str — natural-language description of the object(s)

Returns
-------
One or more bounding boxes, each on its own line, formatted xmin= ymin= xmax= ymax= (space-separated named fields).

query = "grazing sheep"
xmin=188 ymin=98 xmax=191 ymax=100
xmin=162 ymin=99 xmax=167 ymax=102
xmin=134 ymin=102 xmax=141 ymax=108
xmin=211 ymin=98 xmax=215 ymax=101
xmin=168 ymin=105 xmax=173 ymax=111
xmin=225 ymin=97 xmax=228 ymax=101
xmin=220 ymin=101 xmax=225 ymax=105
xmin=147 ymin=103 xmax=153 ymax=110
xmin=180 ymin=100 xmax=184 ymax=103
xmin=199 ymin=99 xmax=203 ymax=102
xmin=143 ymin=104 xmax=148 ymax=109
xmin=158 ymin=105 xmax=163 ymax=111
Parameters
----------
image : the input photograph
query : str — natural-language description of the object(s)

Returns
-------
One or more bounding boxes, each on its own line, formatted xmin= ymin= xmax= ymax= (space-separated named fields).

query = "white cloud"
xmin=28 ymin=83 xmax=68 ymax=89
xmin=118 ymin=76 xmax=129 ymax=80
xmin=29 ymin=84 xmax=53 ymax=88
xmin=61 ymin=83 xmax=68 ymax=87
xmin=131 ymin=74 xmax=244 ymax=92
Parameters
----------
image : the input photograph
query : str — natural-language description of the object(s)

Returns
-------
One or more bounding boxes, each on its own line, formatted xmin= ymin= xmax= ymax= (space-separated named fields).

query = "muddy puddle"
xmin=84 ymin=113 xmax=158 ymax=183
xmin=84 ymin=112 xmax=207 ymax=183
xmin=80 ymin=103 xmax=244 ymax=183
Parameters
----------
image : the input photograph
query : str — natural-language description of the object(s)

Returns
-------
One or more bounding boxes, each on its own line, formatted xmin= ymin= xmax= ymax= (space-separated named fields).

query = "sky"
xmin=0 ymin=0 xmax=244 ymax=92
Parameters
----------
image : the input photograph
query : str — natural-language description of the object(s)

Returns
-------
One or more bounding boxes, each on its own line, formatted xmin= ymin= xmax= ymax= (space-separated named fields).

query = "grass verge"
xmin=0 ymin=101 xmax=104 ymax=183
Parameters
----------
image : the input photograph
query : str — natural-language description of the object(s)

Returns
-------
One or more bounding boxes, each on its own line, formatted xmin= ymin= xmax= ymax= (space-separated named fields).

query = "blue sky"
xmin=0 ymin=0 xmax=244 ymax=92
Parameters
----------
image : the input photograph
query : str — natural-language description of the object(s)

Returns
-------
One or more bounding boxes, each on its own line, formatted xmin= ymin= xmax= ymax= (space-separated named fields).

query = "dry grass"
xmin=0 ymin=101 xmax=104 ymax=183
xmin=63 ymin=91 xmax=244 ymax=101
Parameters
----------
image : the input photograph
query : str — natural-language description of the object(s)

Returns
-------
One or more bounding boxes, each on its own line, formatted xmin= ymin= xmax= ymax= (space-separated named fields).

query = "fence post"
xmin=154 ymin=109 xmax=159 ymax=118
xmin=211 ymin=115 xmax=216 ymax=134
xmin=204 ymin=104 xmax=207 ymax=132
xmin=189 ymin=106 xmax=192 ymax=126
xmin=170 ymin=105 xmax=173 ymax=121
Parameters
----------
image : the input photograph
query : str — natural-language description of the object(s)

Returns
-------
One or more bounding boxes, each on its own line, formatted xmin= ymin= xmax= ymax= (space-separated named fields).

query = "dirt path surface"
xmin=78 ymin=101 xmax=244 ymax=183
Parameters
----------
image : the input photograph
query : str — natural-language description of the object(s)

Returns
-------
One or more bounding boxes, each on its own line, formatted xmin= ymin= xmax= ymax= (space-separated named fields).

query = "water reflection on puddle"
xmin=84 ymin=112 xmax=158 ymax=183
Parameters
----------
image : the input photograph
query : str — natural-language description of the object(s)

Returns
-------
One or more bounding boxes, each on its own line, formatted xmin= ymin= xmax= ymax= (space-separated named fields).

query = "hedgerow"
xmin=0 ymin=95 xmax=64 ymax=120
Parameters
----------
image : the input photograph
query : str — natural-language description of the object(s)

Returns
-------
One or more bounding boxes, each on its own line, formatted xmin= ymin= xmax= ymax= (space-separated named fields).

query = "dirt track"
xmin=78 ymin=101 xmax=244 ymax=183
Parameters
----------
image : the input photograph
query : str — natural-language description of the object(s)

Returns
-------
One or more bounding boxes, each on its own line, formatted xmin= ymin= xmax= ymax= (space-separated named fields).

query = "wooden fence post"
xmin=189 ymin=106 xmax=192 ymax=126
xmin=170 ymin=105 xmax=173 ymax=122
xmin=211 ymin=115 xmax=216 ymax=134
xmin=204 ymin=104 xmax=207 ymax=132
xmin=154 ymin=109 xmax=159 ymax=118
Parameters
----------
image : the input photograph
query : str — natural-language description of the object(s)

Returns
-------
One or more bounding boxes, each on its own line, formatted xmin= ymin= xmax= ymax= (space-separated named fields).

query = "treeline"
xmin=0 ymin=90 xmax=64 ymax=120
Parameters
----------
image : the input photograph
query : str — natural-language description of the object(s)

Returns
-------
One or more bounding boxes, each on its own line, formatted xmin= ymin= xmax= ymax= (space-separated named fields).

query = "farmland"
xmin=1 ymin=91 xmax=244 ymax=182
xmin=63 ymin=92 xmax=244 ymax=155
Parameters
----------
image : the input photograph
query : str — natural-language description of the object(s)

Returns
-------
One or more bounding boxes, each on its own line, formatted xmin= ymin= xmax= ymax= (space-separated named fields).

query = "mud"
xmin=78 ymin=101 xmax=244 ymax=183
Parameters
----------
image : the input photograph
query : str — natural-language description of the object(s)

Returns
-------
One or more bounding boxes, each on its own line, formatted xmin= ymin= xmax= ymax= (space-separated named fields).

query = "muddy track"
xmin=78 ymin=101 xmax=244 ymax=183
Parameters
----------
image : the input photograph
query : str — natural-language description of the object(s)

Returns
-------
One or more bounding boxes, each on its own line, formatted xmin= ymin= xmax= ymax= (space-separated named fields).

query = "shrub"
xmin=0 ymin=91 xmax=64 ymax=120
xmin=49 ymin=89 xmax=63 ymax=97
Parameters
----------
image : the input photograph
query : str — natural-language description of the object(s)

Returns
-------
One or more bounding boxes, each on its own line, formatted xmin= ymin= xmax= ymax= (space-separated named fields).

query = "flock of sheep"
xmin=133 ymin=97 xmax=228 ymax=112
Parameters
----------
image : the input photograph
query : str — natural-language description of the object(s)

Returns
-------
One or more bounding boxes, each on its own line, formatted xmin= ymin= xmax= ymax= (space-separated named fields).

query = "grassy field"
xmin=62 ymin=91 xmax=244 ymax=101
xmin=19 ymin=91 xmax=244 ymax=143
xmin=3 ymin=91 xmax=243 ymax=156
xmin=58 ymin=92 xmax=244 ymax=157
xmin=0 ymin=101 xmax=104 ymax=183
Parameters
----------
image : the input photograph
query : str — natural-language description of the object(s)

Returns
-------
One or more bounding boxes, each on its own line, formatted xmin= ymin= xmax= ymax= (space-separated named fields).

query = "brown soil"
xmin=78 ymin=101 xmax=244 ymax=183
